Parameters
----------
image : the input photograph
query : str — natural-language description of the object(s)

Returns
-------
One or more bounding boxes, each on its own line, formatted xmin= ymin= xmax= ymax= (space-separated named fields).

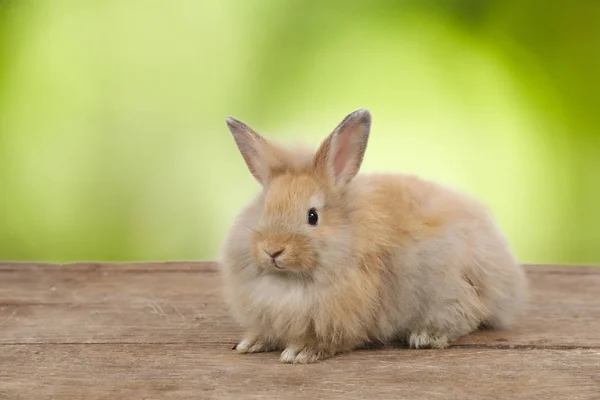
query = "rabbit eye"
xmin=307 ymin=208 xmax=319 ymax=226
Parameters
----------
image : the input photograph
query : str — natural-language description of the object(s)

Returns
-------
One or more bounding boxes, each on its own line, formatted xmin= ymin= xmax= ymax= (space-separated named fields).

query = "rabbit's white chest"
xmin=235 ymin=274 xmax=318 ymax=338
xmin=252 ymin=275 xmax=313 ymax=313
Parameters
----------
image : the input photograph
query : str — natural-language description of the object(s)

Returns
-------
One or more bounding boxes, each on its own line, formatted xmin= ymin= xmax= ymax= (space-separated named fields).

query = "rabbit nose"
xmin=265 ymin=249 xmax=285 ymax=259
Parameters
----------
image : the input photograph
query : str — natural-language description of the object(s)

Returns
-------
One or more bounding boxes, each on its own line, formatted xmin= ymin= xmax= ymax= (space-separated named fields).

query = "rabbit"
xmin=219 ymin=109 xmax=528 ymax=364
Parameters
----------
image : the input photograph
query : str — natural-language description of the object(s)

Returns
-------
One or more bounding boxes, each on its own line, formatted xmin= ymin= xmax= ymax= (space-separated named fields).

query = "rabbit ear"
xmin=314 ymin=109 xmax=371 ymax=187
xmin=226 ymin=116 xmax=269 ymax=185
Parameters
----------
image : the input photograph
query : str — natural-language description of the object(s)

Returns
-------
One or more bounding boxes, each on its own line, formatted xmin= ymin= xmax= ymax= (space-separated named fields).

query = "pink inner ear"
xmin=333 ymin=128 xmax=353 ymax=177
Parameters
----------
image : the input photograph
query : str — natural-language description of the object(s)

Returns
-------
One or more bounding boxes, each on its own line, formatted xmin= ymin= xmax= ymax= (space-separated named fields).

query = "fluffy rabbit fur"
xmin=220 ymin=109 xmax=528 ymax=364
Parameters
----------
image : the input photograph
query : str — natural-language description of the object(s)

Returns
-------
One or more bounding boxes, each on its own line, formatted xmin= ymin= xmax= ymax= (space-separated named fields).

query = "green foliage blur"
xmin=0 ymin=0 xmax=599 ymax=264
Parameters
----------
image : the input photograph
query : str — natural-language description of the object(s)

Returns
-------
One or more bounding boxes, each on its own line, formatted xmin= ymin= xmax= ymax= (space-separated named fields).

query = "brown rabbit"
xmin=219 ymin=109 xmax=528 ymax=364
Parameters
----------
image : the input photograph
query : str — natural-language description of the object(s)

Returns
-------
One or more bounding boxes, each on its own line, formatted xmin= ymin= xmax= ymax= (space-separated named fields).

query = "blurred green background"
xmin=0 ymin=0 xmax=598 ymax=264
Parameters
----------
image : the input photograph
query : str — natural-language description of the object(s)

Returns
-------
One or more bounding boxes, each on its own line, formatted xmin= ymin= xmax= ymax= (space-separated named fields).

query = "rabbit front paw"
xmin=408 ymin=331 xmax=449 ymax=349
xmin=234 ymin=334 xmax=278 ymax=354
xmin=279 ymin=345 xmax=335 ymax=364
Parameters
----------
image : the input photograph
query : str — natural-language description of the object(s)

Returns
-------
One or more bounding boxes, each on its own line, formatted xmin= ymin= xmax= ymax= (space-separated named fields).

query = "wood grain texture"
xmin=0 ymin=263 xmax=599 ymax=399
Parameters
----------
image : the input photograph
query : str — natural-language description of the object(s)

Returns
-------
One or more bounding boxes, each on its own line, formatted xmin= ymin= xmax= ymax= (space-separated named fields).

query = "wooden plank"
xmin=1 ymin=344 xmax=599 ymax=400
xmin=0 ymin=262 xmax=597 ymax=273
xmin=0 ymin=262 xmax=599 ymax=399
xmin=0 ymin=263 xmax=599 ymax=348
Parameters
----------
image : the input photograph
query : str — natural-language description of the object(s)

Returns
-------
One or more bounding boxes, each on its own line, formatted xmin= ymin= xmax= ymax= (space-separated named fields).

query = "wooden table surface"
xmin=0 ymin=262 xmax=598 ymax=400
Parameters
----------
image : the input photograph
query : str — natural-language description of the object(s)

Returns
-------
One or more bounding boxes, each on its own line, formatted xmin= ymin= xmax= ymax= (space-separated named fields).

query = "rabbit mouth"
xmin=270 ymin=259 xmax=285 ymax=270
